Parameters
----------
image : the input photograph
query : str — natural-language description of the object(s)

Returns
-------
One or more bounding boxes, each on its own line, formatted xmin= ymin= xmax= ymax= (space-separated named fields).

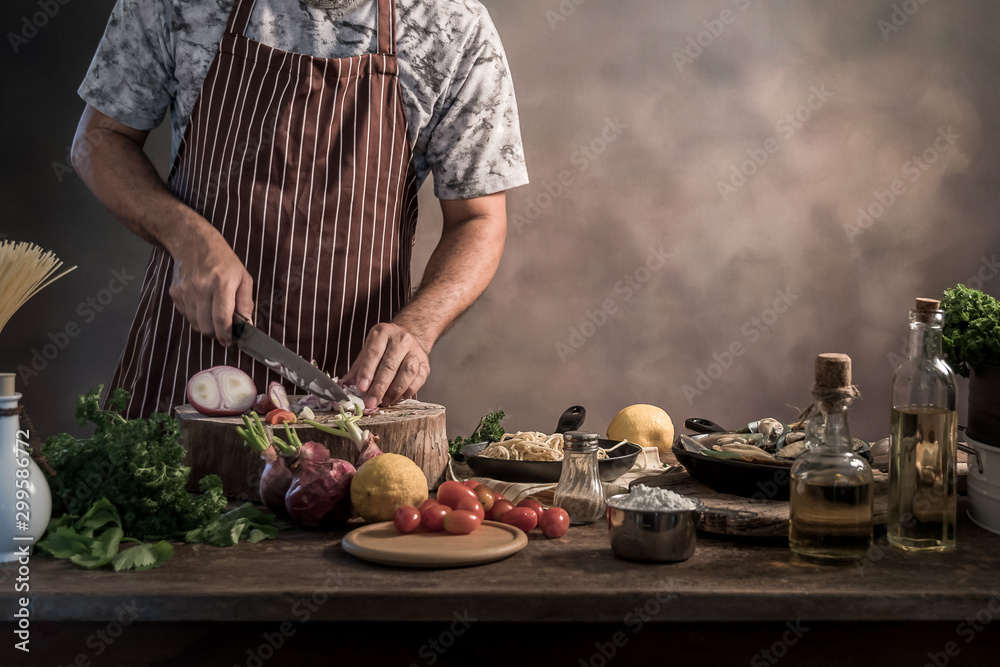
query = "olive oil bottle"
xmin=789 ymin=354 xmax=873 ymax=563
xmin=888 ymin=299 xmax=958 ymax=551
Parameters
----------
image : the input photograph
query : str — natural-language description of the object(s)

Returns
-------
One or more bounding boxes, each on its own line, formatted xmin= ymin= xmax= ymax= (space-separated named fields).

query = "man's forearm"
xmin=393 ymin=197 xmax=507 ymax=351
xmin=71 ymin=106 xmax=210 ymax=256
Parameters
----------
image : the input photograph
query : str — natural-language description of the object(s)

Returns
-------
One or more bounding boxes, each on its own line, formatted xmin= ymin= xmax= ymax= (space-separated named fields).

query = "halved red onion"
xmin=186 ymin=365 xmax=257 ymax=416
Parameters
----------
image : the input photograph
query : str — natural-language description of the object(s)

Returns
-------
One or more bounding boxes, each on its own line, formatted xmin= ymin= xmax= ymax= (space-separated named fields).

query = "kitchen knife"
xmin=232 ymin=315 xmax=351 ymax=403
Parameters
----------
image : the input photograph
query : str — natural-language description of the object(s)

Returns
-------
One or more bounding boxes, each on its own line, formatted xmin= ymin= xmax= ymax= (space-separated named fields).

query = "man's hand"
xmin=343 ymin=323 xmax=431 ymax=410
xmin=345 ymin=192 xmax=508 ymax=408
xmin=72 ymin=105 xmax=253 ymax=346
xmin=168 ymin=232 xmax=254 ymax=346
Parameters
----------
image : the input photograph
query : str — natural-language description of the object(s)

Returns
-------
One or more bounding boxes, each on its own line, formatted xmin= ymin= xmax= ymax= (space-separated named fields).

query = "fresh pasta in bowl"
xmin=459 ymin=433 xmax=640 ymax=483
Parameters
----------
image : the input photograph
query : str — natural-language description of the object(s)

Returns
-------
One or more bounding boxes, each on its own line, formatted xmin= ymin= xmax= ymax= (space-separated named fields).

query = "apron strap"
xmin=227 ymin=0 xmax=257 ymax=37
xmin=377 ymin=0 xmax=397 ymax=56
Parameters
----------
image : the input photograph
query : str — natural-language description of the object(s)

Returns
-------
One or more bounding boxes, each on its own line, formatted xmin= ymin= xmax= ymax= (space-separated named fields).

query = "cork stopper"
xmin=914 ymin=297 xmax=941 ymax=323
xmin=814 ymin=353 xmax=851 ymax=389
xmin=0 ymin=373 xmax=15 ymax=396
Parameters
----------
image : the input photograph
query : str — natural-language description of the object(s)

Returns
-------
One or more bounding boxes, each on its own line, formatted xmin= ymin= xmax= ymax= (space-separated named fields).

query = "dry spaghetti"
xmin=480 ymin=431 xmax=629 ymax=461
xmin=0 ymin=241 xmax=76 ymax=336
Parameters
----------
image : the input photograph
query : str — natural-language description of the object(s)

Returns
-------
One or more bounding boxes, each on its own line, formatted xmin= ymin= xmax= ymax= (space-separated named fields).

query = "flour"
xmin=612 ymin=485 xmax=697 ymax=511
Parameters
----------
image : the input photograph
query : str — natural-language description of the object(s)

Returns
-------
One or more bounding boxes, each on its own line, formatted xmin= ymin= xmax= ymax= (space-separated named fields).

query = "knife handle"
xmin=232 ymin=314 xmax=249 ymax=341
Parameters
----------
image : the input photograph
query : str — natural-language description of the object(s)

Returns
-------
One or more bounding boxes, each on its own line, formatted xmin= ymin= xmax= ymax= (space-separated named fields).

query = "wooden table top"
xmin=6 ymin=498 xmax=1000 ymax=625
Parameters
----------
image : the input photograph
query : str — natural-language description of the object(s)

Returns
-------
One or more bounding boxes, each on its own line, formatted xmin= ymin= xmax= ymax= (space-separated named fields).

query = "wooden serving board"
xmin=341 ymin=521 xmax=528 ymax=568
xmin=177 ymin=399 xmax=448 ymax=501
xmin=630 ymin=469 xmax=890 ymax=538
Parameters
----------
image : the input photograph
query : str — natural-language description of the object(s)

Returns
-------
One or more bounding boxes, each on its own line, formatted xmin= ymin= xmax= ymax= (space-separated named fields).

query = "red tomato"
xmin=462 ymin=480 xmax=480 ymax=490
xmin=417 ymin=498 xmax=440 ymax=514
xmin=493 ymin=491 xmax=506 ymax=502
xmin=437 ymin=481 xmax=479 ymax=509
xmin=516 ymin=498 xmax=545 ymax=516
xmin=538 ymin=507 xmax=570 ymax=539
xmin=457 ymin=497 xmax=485 ymax=520
xmin=501 ymin=507 xmax=538 ymax=532
xmin=488 ymin=499 xmax=514 ymax=521
xmin=420 ymin=504 xmax=451 ymax=532
xmin=443 ymin=510 xmax=482 ymax=535
xmin=474 ymin=485 xmax=496 ymax=511
xmin=393 ymin=505 xmax=421 ymax=534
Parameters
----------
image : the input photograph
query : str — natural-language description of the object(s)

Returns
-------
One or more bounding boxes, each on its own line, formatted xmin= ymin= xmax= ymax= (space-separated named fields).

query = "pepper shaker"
xmin=553 ymin=431 xmax=606 ymax=524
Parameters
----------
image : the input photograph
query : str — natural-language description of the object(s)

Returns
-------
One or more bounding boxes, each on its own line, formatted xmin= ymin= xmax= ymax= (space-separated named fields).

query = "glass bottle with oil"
xmin=790 ymin=353 xmax=873 ymax=563
xmin=888 ymin=298 xmax=958 ymax=551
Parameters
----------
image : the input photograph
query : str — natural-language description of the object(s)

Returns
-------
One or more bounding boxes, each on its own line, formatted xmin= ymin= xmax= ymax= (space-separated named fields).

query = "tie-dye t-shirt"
xmin=78 ymin=0 xmax=528 ymax=199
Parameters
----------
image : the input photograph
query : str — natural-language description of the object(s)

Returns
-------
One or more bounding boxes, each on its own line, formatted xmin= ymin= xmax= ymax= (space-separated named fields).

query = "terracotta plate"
xmin=342 ymin=520 xmax=528 ymax=568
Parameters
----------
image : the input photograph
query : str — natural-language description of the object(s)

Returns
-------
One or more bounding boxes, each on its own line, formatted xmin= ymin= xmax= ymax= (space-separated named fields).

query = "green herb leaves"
xmin=941 ymin=284 xmax=1000 ymax=377
xmin=42 ymin=387 xmax=229 ymax=541
xmin=37 ymin=498 xmax=173 ymax=571
xmin=448 ymin=410 xmax=506 ymax=458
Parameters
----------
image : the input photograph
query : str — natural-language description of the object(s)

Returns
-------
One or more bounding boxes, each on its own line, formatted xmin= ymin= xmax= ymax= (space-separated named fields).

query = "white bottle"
xmin=1 ymin=373 xmax=52 ymax=562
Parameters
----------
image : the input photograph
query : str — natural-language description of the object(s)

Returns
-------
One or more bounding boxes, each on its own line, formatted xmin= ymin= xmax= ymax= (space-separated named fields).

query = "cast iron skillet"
xmin=455 ymin=406 xmax=641 ymax=484
xmin=671 ymin=418 xmax=873 ymax=501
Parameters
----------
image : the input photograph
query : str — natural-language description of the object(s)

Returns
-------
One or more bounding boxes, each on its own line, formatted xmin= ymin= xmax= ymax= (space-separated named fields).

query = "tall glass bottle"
xmin=888 ymin=298 xmax=958 ymax=551
xmin=789 ymin=354 xmax=873 ymax=563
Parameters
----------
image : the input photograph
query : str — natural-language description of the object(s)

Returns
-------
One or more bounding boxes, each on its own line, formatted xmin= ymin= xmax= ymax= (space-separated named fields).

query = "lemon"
xmin=607 ymin=404 xmax=675 ymax=457
xmin=350 ymin=453 xmax=429 ymax=523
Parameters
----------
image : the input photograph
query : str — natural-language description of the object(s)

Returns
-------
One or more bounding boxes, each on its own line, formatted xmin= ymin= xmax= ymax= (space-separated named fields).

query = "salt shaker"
xmin=553 ymin=431 xmax=606 ymax=524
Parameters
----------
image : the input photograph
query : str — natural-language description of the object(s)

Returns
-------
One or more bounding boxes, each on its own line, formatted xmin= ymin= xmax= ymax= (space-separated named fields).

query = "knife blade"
xmin=232 ymin=316 xmax=351 ymax=403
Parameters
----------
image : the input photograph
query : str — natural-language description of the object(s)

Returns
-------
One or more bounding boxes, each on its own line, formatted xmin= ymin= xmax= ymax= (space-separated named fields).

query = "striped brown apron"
xmin=110 ymin=0 xmax=419 ymax=418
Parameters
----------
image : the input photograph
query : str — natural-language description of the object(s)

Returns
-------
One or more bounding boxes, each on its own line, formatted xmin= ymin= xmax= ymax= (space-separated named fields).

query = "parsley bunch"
xmin=941 ymin=284 xmax=1000 ymax=377
xmin=448 ymin=410 xmax=506 ymax=458
xmin=42 ymin=387 xmax=228 ymax=541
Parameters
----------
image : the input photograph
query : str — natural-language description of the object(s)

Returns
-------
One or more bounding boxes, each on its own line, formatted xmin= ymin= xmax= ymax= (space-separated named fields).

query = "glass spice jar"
xmin=553 ymin=431 xmax=606 ymax=524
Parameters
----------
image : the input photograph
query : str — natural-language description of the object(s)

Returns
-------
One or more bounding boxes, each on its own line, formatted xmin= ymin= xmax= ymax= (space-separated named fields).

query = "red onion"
xmin=284 ymin=458 xmax=356 ymax=527
xmin=259 ymin=447 xmax=292 ymax=514
xmin=187 ymin=366 xmax=257 ymax=415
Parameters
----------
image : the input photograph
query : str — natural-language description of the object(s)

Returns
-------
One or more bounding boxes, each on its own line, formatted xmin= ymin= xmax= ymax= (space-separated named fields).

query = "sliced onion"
xmin=186 ymin=365 xmax=257 ymax=416
xmin=268 ymin=381 xmax=290 ymax=411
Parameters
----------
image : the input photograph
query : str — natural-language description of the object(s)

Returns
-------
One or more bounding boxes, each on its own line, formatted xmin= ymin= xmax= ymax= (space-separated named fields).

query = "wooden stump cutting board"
xmin=177 ymin=399 xmax=448 ymax=501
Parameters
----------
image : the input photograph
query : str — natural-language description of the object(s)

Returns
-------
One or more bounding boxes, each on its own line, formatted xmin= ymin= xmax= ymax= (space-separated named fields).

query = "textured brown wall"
xmin=1 ymin=0 xmax=998 ymax=444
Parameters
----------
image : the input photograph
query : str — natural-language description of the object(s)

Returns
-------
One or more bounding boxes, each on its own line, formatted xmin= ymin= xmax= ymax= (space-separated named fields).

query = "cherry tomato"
xmin=457 ymin=497 xmax=485 ymax=520
xmin=462 ymin=480 xmax=480 ymax=490
xmin=501 ymin=507 xmax=538 ymax=532
xmin=437 ymin=481 xmax=479 ymax=509
xmin=474 ymin=485 xmax=495 ymax=511
xmin=493 ymin=491 xmax=506 ymax=502
xmin=488 ymin=499 xmax=514 ymax=521
xmin=516 ymin=498 xmax=545 ymax=516
xmin=420 ymin=504 xmax=451 ymax=532
xmin=417 ymin=498 xmax=440 ymax=514
xmin=538 ymin=507 xmax=570 ymax=538
xmin=443 ymin=510 xmax=483 ymax=535
xmin=393 ymin=505 xmax=421 ymax=534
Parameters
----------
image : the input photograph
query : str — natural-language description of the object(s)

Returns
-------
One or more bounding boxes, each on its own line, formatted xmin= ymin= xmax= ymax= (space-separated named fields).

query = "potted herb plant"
xmin=941 ymin=284 xmax=1000 ymax=446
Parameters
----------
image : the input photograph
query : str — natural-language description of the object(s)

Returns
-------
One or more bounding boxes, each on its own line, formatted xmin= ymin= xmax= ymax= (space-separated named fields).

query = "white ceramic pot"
xmin=0 ymin=392 xmax=52 ymax=562
xmin=962 ymin=434 xmax=1000 ymax=536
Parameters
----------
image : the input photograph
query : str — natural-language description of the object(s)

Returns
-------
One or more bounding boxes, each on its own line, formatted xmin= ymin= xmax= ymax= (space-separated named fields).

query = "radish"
xmin=238 ymin=413 xmax=356 ymax=526
xmin=187 ymin=366 xmax=256 ymax=415
xmin=303 ymin=404 xmax=384 ymax=468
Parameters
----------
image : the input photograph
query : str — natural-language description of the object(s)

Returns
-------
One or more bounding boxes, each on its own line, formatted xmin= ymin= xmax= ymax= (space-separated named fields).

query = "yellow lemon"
xmin=350 ymin=453 xmax=428 ymax=523
xmin=607 ymin=404 xmax=675 ymax=457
